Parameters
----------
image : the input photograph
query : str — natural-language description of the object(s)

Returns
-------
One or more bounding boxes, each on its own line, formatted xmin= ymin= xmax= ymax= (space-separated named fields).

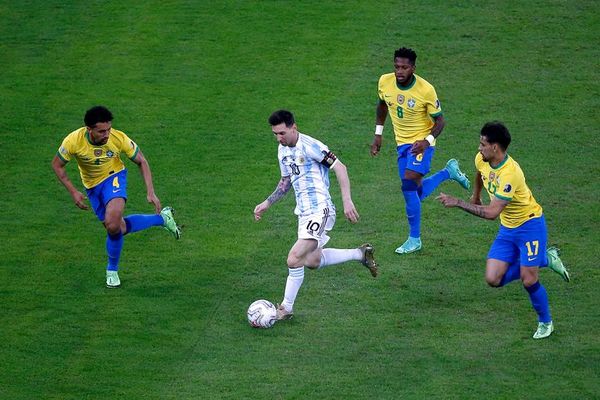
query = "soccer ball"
xmin=247 ymin=299 xmax=277 ymax=328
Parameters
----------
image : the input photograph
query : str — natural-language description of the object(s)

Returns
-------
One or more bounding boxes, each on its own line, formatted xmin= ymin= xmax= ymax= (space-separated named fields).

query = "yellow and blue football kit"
xmin=475 ymin=152 xmax=552 ymax=324
xmin=378 ymin=73 xmax=450 ymax=243
xmin=377 ymin=73 xmax=442 ymax=146
xmin=475 ymin=153 xmax=542 ymax=229
xmin=56 ymin=127 xmax=139 ymax=189
xmin=55 ymin=122 xmax=174 ymax=281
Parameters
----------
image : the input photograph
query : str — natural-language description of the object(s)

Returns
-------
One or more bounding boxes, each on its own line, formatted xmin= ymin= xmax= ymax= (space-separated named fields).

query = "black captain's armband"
xmin=320 ymin=151 xmax=337 ymax=168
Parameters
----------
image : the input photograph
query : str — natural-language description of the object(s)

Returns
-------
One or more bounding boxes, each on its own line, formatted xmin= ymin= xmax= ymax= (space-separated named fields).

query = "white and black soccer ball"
xmin=247 ymin=299 xmax=277 ymax=328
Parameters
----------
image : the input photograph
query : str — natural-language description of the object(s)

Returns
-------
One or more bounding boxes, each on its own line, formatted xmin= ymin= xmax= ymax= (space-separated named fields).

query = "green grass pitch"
xmin=1 ymin=1 xmax=598 ymax=399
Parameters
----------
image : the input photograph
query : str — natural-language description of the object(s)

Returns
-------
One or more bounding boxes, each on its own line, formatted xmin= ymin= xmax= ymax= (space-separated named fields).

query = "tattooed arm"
xmin=253 ymin=176 xmax=292 ymax=221
xmin=436 ymin=192 xmax=508 ymax=220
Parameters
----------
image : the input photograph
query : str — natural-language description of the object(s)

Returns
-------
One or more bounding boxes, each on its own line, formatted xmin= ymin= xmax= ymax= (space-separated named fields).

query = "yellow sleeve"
xmin=425 ymin=86 xmax=442 ymax=116
xmin=56 ymin=136 xmax=73 ymax=162
xmin=377 ymin=75 xmax=385 ymax=101
xmin=115 ymin=130 xmax=139 ymax=160
xmin=495 ymin=170 xmax=518 ymax=201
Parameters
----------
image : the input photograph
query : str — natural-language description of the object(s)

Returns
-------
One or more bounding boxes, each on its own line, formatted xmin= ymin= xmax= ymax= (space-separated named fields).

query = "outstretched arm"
xmin=51 ymin=155 xmax=89 ymax=210
xmin=370 ymin=100 xmax=388 ymax=156
xmin=436 ymin=192 xmax=508 ymax=220
xmin=131 ymin=150 xmax=161 ymax=213
xmin=331 ymin=161 xmax=359 ymax=223
xmin=254 ymin=176 xmax=291 ymax=221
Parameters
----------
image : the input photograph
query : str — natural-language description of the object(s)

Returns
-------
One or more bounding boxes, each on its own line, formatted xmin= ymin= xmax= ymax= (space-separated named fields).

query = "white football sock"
xmin=281 ymin=267 xmax=304 ymax=311
xmin=319 ymin=248 xmax=362 ymax=269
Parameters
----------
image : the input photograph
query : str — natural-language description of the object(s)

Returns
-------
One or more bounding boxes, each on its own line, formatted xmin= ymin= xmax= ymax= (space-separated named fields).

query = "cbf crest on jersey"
xmin=407 ymin=99 xmax=416 ymax=108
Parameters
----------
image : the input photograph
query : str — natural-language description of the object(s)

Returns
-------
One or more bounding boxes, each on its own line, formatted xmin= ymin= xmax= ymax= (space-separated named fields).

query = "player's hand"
xmin=436 ymin=192 xmax=459 ymax=208
xmin=253 ymin=201 xmax=269 ymax=221
xmin=410 ymin=139 xmax=429 ymax=156
xmin=71 ymin=191 xmax=89 ymax=210
xmin=343 ymin=199 xmax=359 ymax=223
xmin=370 ymin=136 xmax=382 ymax=156
xmin=147 ymin=192 xmax=162 ymax=214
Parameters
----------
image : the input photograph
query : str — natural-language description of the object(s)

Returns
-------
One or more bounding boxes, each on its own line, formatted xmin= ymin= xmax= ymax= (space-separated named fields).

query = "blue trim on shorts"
xmin=397 ymin=143 xmax=435 ymax=178
xmin=488 ymin=215 xmax=548 ymax=267
xmin=86 ymin=169 xmax=128 ymax=222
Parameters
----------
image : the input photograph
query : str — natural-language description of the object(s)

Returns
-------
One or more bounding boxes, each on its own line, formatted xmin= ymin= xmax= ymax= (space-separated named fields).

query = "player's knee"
xmin=286 ymin=254 xmax=302 ymax=268
xmin=485 ymin=274 xmax=502 ymax=287
xmin=521 ymin=275 xmax=538 ymax=287
xmin=104 ymin=219 xmax=121 ymax=235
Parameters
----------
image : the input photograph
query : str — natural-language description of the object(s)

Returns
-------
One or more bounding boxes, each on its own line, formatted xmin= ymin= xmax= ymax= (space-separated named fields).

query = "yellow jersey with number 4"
xmin=56 ymin=127 xmax=139 ymax=189
xmin=378 ymin=73 xmax=442 ymax=146
xmin=475 ymin=152 xmax=542 ymax=228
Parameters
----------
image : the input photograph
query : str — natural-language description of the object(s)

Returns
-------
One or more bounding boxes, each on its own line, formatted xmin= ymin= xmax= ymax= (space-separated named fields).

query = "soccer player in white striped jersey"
xmin=254 ymin=110 xmax=378 ymax=321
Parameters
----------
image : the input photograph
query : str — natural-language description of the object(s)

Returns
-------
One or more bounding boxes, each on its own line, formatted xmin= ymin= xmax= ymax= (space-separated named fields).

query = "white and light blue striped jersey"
xmin=278 ymin=133 xmax=338 ymax=217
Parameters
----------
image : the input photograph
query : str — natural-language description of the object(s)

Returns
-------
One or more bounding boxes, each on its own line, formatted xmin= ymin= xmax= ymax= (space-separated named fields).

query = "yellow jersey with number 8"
xmin=475 ymin=152 xmax=542 ymax=228
xmin=378 ymin=73 xmax=442 ymax=146
xmin=56 ymin=127 xmax=139 ymax=189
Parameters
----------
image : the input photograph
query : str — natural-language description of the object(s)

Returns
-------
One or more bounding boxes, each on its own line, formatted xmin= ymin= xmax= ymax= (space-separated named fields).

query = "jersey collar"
xmin=490 ymin=154 xmax=509 ymax=170
xmin=396 ymin=75 xmax=416 ymax=90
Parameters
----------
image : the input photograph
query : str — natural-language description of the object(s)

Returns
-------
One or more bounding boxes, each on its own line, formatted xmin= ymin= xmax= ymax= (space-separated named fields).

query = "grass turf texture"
xmin=1 ymin=1 xmax=599 ymax=399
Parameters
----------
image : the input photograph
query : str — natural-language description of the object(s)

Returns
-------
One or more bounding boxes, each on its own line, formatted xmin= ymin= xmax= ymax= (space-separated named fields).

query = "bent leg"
xmin=124 ymin=214 xmax=164 ymax=235
xmin=485 ymin=258 xmax=511 ymax=287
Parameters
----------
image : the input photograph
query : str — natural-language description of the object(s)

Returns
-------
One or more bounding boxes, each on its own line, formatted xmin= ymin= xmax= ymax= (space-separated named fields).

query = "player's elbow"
xmin=484 ymin=210 xmax=501 ymax=220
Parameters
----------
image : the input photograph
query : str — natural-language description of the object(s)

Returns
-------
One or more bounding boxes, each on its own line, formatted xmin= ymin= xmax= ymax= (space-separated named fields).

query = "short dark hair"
xmin=480 ymin=121 xmax=511 ymax=151
xmin=84 ymin=106 xmax=113 ymax=127
xmin=268 ymin=109 xmax=295 ymax=127
xmin=394 ymin=47 xmax=417 ymax=65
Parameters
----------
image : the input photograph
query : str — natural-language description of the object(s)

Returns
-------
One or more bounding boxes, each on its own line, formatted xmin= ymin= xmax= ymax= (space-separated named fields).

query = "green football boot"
xmin=160 ymin=206 xmax=181 ymax=239
xmin=395 ymin=237 xmax=422 ymax=255
xmin=533 ymin=321 xmax=554 ymax=339
xmin=546 ymin=247 xmax=570 ymax=282
xmin=106 ymin=270 xmax=121 ymax=288
xmin=445 ymin=159 xmax=471 ymax=190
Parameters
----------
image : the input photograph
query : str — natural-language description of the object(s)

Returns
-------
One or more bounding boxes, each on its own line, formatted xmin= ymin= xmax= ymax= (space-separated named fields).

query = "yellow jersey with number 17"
xmin=475 ymin=152 xmax=543 ymax=228
xmin=56 ymin=127 xmax=139 ymax=189
xmin=378 ymin=73 xmax=442 ymax=146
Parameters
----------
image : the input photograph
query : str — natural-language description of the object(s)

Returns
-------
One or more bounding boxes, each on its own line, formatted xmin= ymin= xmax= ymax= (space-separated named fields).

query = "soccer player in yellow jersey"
xmin=437 ymin=121 xmax=570 ymax=339
xmin=370 ymin=47 xmax=470 ymax=254
xmin=52 ymin=106 xmax=181 ymax=288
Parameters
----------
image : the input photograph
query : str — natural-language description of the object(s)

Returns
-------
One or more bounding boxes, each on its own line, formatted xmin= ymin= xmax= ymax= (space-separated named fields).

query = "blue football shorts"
xmin=488 ymin=215 xmax=548 ymax=267
xmin=86 ymin=169 xmax=128 ymax=222
xmin=397 ymin=143 xmax=436 ymax=178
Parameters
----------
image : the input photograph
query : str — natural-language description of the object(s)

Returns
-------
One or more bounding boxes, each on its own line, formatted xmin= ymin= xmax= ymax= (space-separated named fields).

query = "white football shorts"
xmin=297 ymin=207 xmax=335 ymax=248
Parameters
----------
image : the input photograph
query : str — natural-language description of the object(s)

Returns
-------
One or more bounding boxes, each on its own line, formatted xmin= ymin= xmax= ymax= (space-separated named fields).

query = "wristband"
xmin=375 ymin=125 xmax=384 ymax=136
xmin=425 ymin=134 xmax=435 ymax=145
